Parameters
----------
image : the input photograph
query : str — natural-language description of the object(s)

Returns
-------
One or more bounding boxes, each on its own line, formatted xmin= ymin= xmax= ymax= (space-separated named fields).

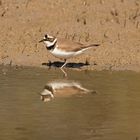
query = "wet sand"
xmin=0 ymin=0 xmax=140 ymax=71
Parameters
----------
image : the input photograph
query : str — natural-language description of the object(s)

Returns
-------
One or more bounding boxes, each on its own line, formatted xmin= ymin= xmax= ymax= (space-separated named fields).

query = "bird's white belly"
xmin=51 ymin=48 xmax=77 ymax=59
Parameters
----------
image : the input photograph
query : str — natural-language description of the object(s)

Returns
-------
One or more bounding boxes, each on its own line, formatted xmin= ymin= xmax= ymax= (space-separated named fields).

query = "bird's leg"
xmin=48 ymin=60 xmax=52 ymax=70
xmin=61 ymin=59 xmax=67 ymax=68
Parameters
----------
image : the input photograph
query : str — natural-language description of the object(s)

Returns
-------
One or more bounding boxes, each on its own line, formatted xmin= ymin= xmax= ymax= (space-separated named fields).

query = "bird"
xmin=39 ymin=34 xmax=100 ymax=68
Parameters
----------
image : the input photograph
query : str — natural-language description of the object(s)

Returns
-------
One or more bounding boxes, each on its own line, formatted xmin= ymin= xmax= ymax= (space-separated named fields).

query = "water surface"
xmin=0 ymin=66 xmax=140 ymax=140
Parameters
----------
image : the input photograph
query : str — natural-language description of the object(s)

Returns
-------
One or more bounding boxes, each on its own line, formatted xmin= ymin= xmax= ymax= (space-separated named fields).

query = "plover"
xmin=40 ymin=79 xmax=91 ymax=102
xmin=39 ymin=34 xmax=100 ymax=68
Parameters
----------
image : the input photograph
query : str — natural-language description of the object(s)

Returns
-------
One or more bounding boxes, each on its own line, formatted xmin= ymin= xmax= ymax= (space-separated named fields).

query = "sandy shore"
xmin=0 ymin=0 xmax=140 ymax=71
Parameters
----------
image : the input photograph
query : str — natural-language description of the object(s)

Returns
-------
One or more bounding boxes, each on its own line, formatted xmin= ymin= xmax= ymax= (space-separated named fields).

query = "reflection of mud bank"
xmin=40 ymin=79 xmax=95 ymax=102
xmin=0 ymin=1 xmax=140 ymax=71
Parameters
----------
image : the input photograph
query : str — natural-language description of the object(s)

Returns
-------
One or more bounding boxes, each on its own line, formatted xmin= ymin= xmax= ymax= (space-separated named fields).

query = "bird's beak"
xmin=39 ymin=39 xmax=44 ymax=43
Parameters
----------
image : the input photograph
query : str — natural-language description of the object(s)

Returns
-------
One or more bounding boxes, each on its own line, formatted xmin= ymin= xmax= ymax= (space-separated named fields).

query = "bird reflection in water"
xmin=40 ymin=79 xmax=94 ymax=102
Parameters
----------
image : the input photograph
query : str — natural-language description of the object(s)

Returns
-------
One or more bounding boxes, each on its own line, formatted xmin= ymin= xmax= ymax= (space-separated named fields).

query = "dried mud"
xmin=0 ymin=0 xmax=140 ymax=71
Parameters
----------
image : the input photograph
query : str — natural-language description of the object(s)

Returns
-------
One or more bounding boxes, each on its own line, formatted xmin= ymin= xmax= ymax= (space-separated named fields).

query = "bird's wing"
xmin=57 ymin=38 xmax=99 ymax=52
xmin=56 ymin=38 xmax=84 ymax=52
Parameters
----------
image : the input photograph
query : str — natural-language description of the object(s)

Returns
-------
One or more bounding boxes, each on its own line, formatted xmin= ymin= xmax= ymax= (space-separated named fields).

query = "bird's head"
xmin=39 ymin=34 xmax=57 ymax=49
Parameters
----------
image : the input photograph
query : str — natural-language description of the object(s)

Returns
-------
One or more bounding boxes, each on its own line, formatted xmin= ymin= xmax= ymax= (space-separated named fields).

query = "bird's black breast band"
xmin=46 ymin=41 xmax=57 ymax=51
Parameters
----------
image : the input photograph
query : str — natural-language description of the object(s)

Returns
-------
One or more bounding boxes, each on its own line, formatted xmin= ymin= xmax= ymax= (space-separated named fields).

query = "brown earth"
xmin=0 ymin=0 xmax=140 ymax=71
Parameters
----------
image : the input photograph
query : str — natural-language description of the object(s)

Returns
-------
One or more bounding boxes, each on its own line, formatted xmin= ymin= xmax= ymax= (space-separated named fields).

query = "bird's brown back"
xmin=56 ymin=38 xmax=99 ymax=52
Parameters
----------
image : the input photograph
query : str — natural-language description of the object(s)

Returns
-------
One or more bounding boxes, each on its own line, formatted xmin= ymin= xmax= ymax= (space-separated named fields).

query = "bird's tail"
xmin=81 ymin=43 xmax=100 ymax=50
xmin=85 ymin=44 xmax=100 ymax=48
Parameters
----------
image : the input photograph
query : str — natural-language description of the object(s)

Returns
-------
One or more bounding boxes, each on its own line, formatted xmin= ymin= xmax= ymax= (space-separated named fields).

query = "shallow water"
xmin=0 ymin=66 xmax=140 ymax=140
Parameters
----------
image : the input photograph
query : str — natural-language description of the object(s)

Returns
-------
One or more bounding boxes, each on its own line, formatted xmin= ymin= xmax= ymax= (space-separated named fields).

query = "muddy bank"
xmin=0 ymin=0 xmax=140 ymax=71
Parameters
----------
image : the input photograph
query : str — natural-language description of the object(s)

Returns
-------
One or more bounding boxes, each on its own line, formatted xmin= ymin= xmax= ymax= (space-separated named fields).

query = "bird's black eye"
xmin=45 ymin=34 xmax=48 ymax=38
